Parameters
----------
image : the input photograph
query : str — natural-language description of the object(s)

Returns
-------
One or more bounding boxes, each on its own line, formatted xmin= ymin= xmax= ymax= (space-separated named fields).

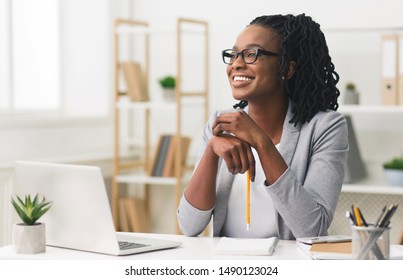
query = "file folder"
xmin=398 ymin=35 xmax=403 ymax=105
xmin=381 ymin=34 xmax=399 ymax=105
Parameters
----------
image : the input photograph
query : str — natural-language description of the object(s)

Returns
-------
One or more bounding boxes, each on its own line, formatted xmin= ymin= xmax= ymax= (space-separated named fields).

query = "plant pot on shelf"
xmin=383 ymin=157 xmax=403 ymax=187
xmin=163 ymin=88 xmax=176 ymax=102
xmin=384 ymin=169 xmax=403 ymax=187
xmin=12 ymin=222 xmax=46 ymax=254
xmin=344 ymin=82 xmax=359 ymax=105
xmin=158 ymin=75 xmax=176 ymax=102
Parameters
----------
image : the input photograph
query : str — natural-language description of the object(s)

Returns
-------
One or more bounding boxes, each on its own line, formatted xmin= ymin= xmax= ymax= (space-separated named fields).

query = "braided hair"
xmin=233 ymin=14 xmax=340 ymax=125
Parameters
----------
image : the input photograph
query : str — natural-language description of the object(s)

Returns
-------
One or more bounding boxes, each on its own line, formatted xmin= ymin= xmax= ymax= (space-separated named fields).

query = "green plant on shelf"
xmin=383 ymin=157 xmax=403 ymax=170
xmin=346 ymin=82 xmax=356 ymax=91
xmin=158 ymin=75 xmax=176 ymax=89
xmin=11 ymin=194 xmax=52 ymax=225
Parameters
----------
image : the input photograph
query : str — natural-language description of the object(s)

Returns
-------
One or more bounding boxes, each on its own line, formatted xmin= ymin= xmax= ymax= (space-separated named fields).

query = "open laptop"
xmin=13 ymin=161 xmax=182 ymax=256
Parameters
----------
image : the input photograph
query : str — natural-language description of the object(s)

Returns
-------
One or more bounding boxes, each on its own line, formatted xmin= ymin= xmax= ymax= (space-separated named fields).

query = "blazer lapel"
xmin=278 ymin=102 xmax=301 ymax=166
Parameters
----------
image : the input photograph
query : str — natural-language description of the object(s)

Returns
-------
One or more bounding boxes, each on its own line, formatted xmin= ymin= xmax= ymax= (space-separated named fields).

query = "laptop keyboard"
xmin=119 ymin=241 xmax=151 ymax=250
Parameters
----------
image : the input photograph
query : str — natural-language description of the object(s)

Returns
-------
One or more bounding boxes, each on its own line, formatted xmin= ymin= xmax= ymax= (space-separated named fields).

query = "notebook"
xmin=214 ymin=237 xmax=279 ymax=256
xmin=297 ymin=241 xmax=403 ymax=260
xmin=13 ymin=161 xmax=182 ymax=256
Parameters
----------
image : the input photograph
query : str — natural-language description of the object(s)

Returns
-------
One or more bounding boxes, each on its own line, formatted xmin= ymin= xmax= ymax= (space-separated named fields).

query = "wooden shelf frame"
xmin=112 ymin=18 xmax=209 ymax=233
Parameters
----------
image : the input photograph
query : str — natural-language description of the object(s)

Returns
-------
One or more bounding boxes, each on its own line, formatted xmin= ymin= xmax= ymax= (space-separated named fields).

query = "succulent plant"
xmin=158 ymin=75 xmax=176 ymax=89
xmin=383 ymin=157 xmax=403 ymax=170
xmin=346 ymin=82 xmax=356 ymax=91
xmin=11 ymin=194 xmax=52 ymax=225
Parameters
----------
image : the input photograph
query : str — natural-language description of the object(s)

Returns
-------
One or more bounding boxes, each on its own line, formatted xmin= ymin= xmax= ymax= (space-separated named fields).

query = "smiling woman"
xmin=177 ymin=14 xmax=348 ymax=240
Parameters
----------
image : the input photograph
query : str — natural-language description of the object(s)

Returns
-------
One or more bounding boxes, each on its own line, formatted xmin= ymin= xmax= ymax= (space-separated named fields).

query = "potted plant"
xmin=158 ymin=75 xmax=176 ymax=101
xmin=383 ymin=157 xmax=403 ymax=186
xmin=11 ymin=193 xmax=52 ymax=254
xmin=344 ymin=82 xmax=359 ymax=105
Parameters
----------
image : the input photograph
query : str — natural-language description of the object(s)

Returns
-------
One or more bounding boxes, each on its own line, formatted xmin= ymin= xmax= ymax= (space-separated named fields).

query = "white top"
xmin=221 ymin=145 xmax=280 ymax=238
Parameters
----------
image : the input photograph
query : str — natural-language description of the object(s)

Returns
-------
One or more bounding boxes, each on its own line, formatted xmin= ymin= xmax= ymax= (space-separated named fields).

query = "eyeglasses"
xmin=222 ymin=48 xmax=279 ymax=65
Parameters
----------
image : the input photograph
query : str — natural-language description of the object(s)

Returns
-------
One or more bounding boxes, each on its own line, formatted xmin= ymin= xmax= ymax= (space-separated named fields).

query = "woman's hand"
xmin=212 ymin=110 xmax=263 ymax=147
xmin=207 ymin=134 xmax=256 ymax=181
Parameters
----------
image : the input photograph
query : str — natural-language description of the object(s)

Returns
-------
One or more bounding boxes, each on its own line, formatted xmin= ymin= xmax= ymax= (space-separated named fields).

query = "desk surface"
xmin=0 ymin=232 xmax=310 ymax=260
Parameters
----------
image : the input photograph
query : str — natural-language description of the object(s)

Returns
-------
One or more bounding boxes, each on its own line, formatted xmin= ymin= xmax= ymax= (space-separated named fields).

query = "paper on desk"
xmin=214 ymin=237 xmax=279 ymax=256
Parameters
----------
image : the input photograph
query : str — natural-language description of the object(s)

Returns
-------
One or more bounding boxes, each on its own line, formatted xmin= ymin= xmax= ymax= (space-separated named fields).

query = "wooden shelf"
xmin=342 ymin=184 xmax=403 ymax=195
xmin=116 ymin=174 xmax=178 ymax=186
xmin=339 ymin=105 xmax=403 ymax=114
xmin=116 ymin=97 xmax=205 ymax=110
xmin=112 ymin=18 xmax=209 ymax=234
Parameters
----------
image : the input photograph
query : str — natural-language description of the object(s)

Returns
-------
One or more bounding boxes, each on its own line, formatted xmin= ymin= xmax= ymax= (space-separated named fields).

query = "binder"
xmin=381 ymin=34 xmax=399 ymax=105
xmin=399 ymin=36 xmax=403 ymax=105
xmin=343 ymin=115 xmax=366 ymax=183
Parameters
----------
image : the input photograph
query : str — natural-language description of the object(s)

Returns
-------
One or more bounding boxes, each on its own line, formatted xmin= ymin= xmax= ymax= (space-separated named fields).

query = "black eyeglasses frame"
xmin=221 ymin=48 xmax=279 ymax=65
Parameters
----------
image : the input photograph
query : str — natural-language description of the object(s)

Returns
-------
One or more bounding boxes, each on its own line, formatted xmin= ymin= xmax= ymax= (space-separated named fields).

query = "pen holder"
xmin=352 ymin=225 xmax=390 ymax=260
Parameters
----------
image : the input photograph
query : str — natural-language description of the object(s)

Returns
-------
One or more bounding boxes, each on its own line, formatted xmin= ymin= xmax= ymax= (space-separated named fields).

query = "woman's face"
xmin=226 ymin=24 xmax=283 ymax=104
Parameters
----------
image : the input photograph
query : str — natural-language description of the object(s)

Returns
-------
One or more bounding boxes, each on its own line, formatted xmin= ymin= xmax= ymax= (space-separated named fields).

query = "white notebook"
xmin=214 ymin=237 xmax=279 ymax=256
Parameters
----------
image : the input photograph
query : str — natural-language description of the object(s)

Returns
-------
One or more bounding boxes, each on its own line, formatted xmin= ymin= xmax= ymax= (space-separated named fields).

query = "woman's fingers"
xmin=212 ymin=135 xmax=253 ymax=175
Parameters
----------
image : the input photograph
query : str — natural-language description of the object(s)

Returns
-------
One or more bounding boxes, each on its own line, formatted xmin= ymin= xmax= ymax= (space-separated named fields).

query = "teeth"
xmin=233 ymin=76 xmax=252 ymax=81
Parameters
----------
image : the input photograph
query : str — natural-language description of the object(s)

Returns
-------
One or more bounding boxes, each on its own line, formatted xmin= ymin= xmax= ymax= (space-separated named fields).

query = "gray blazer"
xmin=177 ymin=102 xmax=348 ymax=239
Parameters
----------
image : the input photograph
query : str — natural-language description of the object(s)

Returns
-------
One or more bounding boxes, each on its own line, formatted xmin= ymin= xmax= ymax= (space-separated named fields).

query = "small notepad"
xmin=214 ymin=237 xmax=279 ymax=256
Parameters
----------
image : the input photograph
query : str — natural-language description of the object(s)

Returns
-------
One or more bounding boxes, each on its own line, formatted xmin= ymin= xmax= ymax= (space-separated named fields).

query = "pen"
xmin=357 ymin=207 xmax=368 ymax=227
xmin=345 ymin=211 xmax=355 ymax=225
xmin=374 ymin=206 xmax=387 ymax=227
xmin=350 ymin=205 xmax=357 ymax=225
xmin=246 ymin=169 xmax=251 ymax=231
xmin=379 ymin=204 xmax=398 ymax=228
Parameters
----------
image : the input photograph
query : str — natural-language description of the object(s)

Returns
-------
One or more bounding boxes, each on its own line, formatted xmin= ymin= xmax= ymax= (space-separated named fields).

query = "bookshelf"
xmin=112 ymin=18 xmax=209 ymax=233
xmin=323 ymin=27 xmax=403 ymax=243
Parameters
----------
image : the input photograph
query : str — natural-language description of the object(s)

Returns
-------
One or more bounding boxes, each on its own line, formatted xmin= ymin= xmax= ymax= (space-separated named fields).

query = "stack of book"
xmin=149 ymin=134 xmax=191 ymax=177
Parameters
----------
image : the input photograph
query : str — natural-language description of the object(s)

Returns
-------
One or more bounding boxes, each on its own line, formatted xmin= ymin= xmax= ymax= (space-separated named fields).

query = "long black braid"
xmin=233 ymin=14 xmax=340 ymax=125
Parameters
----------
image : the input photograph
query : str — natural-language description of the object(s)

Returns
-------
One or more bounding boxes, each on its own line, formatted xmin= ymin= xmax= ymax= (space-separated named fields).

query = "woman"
xmin=177 ymin=14 xmax=348 ymax=239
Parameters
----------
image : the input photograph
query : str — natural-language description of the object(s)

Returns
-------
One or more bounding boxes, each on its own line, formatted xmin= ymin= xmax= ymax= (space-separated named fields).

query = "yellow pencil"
xmin=246 ymin=169 xmax=251 ymax=231
xmin=353 ymin=206 xmax=363 ymax=227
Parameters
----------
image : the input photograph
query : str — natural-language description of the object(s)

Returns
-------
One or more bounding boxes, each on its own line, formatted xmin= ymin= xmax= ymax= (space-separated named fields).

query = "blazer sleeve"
xmin=266 ymin=111 xmax=348 ymax=238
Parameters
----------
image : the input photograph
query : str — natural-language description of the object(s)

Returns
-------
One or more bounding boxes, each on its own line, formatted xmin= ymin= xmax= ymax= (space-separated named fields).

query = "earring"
xmin=281 ymin=76 xmax=286 ymax=80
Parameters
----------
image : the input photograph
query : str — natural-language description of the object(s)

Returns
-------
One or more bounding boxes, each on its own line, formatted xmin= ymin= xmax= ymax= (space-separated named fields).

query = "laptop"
xmin=13 ymin=161 xmax=182 ymax=256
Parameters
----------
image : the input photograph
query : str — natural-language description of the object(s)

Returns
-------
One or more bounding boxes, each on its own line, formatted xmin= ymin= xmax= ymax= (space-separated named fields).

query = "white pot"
xmin=162 ymin=88 xmax=176 ymax=102
xmin=384 ymin=169 xmax=403 ymax=187
xmin=344 ymin=89 xmax=359 ymax=105
xmin=12 ymin=223 xmax=46 ymax=254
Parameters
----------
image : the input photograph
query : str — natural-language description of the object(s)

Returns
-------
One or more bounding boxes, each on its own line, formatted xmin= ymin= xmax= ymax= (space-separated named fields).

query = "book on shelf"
xmin=162 ymin=135 xmax=191 ymax=177
xmin=149 ymin=135 xmax=171 ymax=176
xmin=120 ymin=61 xmax=149 ymax=102
xmin=119 ymin=197 xmax=149 ymax=232
xmin=118 ymin=198 xmax=130 ymax=232
xmin=149 ymin=134 xmax=191 ymax=177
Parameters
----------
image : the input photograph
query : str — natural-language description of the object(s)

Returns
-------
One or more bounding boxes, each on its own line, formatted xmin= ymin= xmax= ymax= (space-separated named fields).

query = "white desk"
xmin=0 ymin=232 xmax=310 ymax=260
